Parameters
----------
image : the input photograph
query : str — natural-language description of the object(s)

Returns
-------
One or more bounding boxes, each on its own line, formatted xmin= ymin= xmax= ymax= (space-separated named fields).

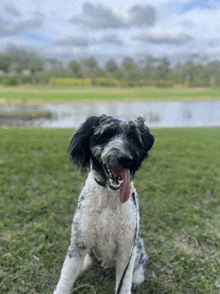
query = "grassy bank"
xmin=0 ymin=86 xmax=220 ymax=104
xmin=1 ymin=128 xmax=220 ymax=293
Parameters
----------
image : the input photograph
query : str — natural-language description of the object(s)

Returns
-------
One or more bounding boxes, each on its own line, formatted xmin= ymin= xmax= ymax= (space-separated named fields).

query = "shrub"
xmin=155 ymin=80 xmax=174 ymax=88
xmin=50 ymin=78 xmax=92 ymax=86
xmin=189 ymin=80 xmax=210 ymax=88
xmin=92 ymin=77 xmax=120 ymax=87
xmin=33 ymin=74 xmax=50 ymax=85
xmin=20 ymin=75 xmax=32 ymax=84
xmin=120 ymin=80 xmax=156 ymax=88
xmin=2 ymin=77 xmax=18 ymax=86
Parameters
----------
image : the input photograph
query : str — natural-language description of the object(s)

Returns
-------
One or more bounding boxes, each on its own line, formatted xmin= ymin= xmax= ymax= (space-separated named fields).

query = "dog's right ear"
xmin=68 ymin=116 xmax=100 ymax=171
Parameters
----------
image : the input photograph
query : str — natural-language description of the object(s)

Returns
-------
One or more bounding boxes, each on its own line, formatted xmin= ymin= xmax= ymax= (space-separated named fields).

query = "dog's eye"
xmin=101 ymin=129 xmax=116 ymax=139
xmin=128 ymin=131 xmax=142 ymax=146
xmin=128 ymin=132 xmax=136 ymax=141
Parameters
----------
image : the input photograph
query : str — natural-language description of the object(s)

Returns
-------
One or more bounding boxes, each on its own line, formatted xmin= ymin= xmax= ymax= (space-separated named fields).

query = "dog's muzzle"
xmin=103 ymin=165 xmax=131 ymax=203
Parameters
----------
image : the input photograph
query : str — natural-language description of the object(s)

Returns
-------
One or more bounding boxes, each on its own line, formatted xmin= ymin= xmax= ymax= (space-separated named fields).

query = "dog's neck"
xmin=94 ymin=177 xmax=106 ymax=187
xmin=90 ymin=165 xmax=107 ymax=188
xmin=85 ymin=171 xmax=122 ymax=210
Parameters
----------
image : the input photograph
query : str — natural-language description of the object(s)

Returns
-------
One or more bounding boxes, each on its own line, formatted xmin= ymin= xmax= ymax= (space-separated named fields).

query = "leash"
xmin=94 ymin=178 xmax=138 ymax=293
xmin=116 ymin=185 xmax=138 ymax=294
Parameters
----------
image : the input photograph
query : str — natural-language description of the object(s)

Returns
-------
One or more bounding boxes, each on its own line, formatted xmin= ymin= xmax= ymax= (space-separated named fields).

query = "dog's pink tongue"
xmin=111 ymin=167 xmax=130 ymax=203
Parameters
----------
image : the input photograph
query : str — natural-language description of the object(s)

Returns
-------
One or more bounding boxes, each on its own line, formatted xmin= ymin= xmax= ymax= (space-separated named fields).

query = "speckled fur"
xmin=53 ymin=115 xmax=154 ymax=294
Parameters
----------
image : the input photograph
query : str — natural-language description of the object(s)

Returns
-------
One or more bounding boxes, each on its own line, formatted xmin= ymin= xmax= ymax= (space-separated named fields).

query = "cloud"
xmin=3 ymin=4 xmax=21 ymax=17
xmin=0 ymin=18 xmax=43 ymax=38
xmin=180 ymin=20 xmax=196 ymax=28
xmin=54 ymin=36 xmax=90 ymax=47
xmin=33 ymin=11 xmax=45 ymax=19
xmin=100 ymin=34 xmax=123 ymax=46
xmin=54 ymin=33 xmax=123 ymax=48
xmin=133 ymin=28 xmax=193 ymax=45
xmin=207 ymin=38 xmax=220 ymax=47
xmin=128 ymin=5 xmax=156 ymax=27
xmin=70 ymin=2 xmax=126 ymax=30
xmin=69 ymin=2 xmax=156 ymax=30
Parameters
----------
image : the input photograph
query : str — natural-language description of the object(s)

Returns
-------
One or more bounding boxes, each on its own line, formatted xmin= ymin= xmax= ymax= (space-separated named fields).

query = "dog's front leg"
xmin=115 ymin=246 xmax=137 ymax=294
xmin=53 ymin=244 xmax=86 ymax=294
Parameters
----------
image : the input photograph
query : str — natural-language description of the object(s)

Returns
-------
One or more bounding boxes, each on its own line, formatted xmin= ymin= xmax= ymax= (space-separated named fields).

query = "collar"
xmin=94 ymin=177 xmax=107 ymax=187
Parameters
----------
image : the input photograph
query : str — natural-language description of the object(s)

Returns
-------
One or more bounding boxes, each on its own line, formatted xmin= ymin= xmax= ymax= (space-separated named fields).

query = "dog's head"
xmin=69 ymin=115 xmax=154 ymax=203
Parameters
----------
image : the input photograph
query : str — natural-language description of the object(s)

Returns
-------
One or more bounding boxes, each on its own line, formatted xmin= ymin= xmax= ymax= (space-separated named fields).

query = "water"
xmin=1 ymin=100 xmax=220 ymax=128
xmin=42 ymin=101 xmax=220 ymax=128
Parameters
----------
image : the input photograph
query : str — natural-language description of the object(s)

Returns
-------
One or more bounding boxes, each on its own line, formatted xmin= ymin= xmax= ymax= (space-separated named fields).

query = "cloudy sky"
xmin=0 ymin=0 xmax=220 ymax=65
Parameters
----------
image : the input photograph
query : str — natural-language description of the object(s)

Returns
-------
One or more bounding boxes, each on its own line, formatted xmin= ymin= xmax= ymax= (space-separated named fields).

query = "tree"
xmin=183 ymin=61 xmax=195 ymax=85
xmin=145 ymin=55 xmax=160 ymax=70
xmin=174 ymin=62 xmax=182 ymax=72
xmin=6 ymin=45 xmax=29 ymax=74
xmin=159 ymin=57 xmax=170 ymax=72
xmin=68 ymin=60 xmax=82 ymax=78
xmin=156 ymin=57 xmax=171 ymax=80
xmin=207 ymin=60 xmax=220 ymax=70
xmin=46 ymin=58 xmax=62 ymax=69
xmin=82 ymin=56 xmax=99 ymax=78
xmin=0 ymin=55 xmax=12 ymax=72
xmin=83 ymin=56 xmax=98 ymax=72
xmin=121 ymin=57 xmax=136 ymax=72
xmin=105 ymin=59 xmax=118 ymax=75
xmin=3 ymin=45 xmax=44 ymax=77
xmin=143 ymin=55 xmax=160 ymax=78
xmin=27 ymin=57 xmax=43 ymax=76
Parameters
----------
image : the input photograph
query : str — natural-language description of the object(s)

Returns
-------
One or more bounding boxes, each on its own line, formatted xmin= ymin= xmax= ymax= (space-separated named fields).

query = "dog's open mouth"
xmin=104 ymin=165 xmax=131 ymax=203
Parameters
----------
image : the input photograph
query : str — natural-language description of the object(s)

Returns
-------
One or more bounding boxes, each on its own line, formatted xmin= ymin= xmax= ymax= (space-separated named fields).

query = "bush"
xmin=2 ymin=77 xmax=18 ymax=86
xmin=155 ymin=80 xmax=174 ymax=88
xmin=20 ymin=75 xmax=32 ymax=84
xmin=50 ymin=78 xmax=92 ymax=86
xmin=120 ymin=79 xmax=156 ymax=88
xmin=92 ymin=77 xmax=120 ymax=87
xmin=33 ymin=74 xmax=50 ymax=85
xmin=188 ymin=80 xmax=210 ymax=88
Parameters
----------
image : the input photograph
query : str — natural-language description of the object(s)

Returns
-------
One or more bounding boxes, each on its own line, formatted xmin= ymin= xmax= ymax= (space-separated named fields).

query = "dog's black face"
xmin=69 ymin=115 xmax=154 ymax=203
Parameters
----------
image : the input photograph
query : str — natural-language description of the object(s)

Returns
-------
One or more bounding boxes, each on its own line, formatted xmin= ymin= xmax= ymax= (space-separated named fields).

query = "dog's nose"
xmin=117 ymin=152 xmax=133 ymax=168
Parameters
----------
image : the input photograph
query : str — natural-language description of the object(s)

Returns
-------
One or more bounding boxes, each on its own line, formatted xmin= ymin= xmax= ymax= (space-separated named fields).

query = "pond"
xmin=1 ymin=100 xmax=220 ymax=128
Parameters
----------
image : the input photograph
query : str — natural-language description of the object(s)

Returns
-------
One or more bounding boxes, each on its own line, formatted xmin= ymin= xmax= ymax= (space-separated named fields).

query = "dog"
xmin=53 ymin=115 xmax=154 ymax=294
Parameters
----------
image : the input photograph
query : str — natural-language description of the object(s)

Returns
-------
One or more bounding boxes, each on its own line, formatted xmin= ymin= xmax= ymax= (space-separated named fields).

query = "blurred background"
xmin=0 ymin=0 xmax=220 ymax=128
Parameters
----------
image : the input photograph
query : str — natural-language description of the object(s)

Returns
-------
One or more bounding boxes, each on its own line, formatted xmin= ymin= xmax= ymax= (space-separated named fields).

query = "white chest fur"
xmin=72 ymin=172 xmax=137 ymax=266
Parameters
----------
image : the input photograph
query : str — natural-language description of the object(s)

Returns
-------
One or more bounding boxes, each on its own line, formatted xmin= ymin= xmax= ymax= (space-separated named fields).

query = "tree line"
xmin=1 ymin=45 xmax=220 ymax=88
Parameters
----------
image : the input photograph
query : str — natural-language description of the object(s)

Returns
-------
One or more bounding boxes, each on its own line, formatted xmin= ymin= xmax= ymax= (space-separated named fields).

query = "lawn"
xmin=1 ymin=128 xmax=220 ymax=293
xmin=0 ymin=86 xmax=220 ymax=104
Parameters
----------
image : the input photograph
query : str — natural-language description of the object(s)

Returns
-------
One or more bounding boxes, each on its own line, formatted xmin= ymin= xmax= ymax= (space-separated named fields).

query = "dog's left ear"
xmin=68 ymin=116 xmax=101 ymax=171
xmin=135 ymin=117 xmax=154 ymax=154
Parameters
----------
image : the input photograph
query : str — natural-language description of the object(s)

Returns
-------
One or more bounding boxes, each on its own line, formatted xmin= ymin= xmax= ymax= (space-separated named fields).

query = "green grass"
xmin=0 ymin=86 xmax=220 ymax=103
xmin=1 ymin=128 xmax=220 ymax=293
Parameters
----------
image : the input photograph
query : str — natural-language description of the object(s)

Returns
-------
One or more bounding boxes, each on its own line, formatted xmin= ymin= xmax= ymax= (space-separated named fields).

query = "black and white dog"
xmin=54 ymin=115 xmax=154 ymax=294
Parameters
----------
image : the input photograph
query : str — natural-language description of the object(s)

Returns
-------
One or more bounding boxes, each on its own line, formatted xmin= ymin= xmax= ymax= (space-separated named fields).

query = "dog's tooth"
xmin=118 ymin=180 xmax=123 ymax=185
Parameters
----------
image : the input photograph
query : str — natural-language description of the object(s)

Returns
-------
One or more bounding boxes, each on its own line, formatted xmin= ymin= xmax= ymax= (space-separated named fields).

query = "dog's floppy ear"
xmin=68 ymin=116 xmax=101 ymax=171
xmin=135 ymin=117 xmax=154 ymax=155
